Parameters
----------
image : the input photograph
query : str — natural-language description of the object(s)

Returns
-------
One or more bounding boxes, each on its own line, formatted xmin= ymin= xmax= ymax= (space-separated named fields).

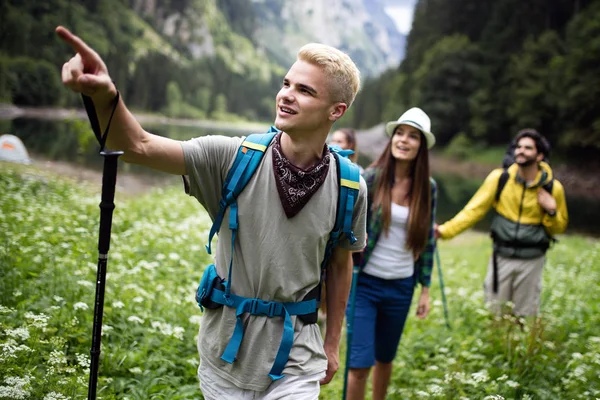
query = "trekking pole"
xmin=342 ymin=265 xmax=360 ymax=400
xmin=80 ymin=93 xmax=122 ymax=400
xmin=435 ymin=247 xmax=451 ymax=329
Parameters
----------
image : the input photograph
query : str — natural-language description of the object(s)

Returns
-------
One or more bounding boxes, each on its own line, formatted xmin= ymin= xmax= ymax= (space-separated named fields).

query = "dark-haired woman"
xmin=330 ymin=128 xmax=359 ymax=164
xmin=346 ymin=107 xmax=437 ymax=400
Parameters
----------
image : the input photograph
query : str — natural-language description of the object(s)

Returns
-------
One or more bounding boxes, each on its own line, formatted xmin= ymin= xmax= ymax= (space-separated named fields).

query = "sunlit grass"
xmin=1 ymin=163 xmax=599 ymax=399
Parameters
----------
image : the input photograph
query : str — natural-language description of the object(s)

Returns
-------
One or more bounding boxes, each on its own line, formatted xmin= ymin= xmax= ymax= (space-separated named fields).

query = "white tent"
xmin=0 ymin=134 xmax=31 ymax=164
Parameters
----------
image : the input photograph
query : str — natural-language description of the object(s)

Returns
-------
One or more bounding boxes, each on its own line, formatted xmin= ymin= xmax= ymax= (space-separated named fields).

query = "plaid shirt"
xmin=354 ymin=167 xmax=437 ymax=287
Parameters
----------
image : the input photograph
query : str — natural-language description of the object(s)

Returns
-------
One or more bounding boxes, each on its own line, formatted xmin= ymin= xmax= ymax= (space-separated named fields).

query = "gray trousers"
xmin=484 ymin=254 xmax=545 ymax=316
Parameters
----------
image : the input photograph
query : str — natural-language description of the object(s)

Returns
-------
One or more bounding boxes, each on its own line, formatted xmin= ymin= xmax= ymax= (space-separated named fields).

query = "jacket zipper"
xmin=513 ymin=183 xmax=527 ymax=248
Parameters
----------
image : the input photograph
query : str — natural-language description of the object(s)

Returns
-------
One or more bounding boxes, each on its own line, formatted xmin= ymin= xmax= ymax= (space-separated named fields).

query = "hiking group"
xmin=57 ymin=24 xmax=568 ymax=400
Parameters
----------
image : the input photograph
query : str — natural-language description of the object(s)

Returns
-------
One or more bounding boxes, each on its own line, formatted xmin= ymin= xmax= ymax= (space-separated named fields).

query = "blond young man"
xmin=57 ymin=27 xmax=367 ymax=399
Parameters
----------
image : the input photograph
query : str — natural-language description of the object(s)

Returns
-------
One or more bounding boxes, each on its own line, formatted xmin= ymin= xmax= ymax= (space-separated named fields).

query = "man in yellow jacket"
xmin=435 ymin=129 xmax=568 ymax=316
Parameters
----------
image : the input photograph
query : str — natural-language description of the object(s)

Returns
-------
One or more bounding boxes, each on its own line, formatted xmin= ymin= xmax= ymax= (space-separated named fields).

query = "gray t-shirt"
xmin=181 ymin=134 xmax=367 ymax=391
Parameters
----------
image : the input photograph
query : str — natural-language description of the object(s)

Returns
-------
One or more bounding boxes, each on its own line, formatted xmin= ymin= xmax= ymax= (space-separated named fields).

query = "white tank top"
xmin=362 ymin=202 xmax=415 ymax=280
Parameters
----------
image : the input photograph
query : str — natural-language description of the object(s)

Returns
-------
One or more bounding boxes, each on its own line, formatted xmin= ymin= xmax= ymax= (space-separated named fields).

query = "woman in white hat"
xmin=346 ymin=107 xmax=437 ymax=400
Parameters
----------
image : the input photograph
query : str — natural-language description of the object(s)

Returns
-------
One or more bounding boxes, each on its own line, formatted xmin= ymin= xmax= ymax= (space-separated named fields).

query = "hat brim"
xmin=385 ymin=121 xmax=436 ymax=149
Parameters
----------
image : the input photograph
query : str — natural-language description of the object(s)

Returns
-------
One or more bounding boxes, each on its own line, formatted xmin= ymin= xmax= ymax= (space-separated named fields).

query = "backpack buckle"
xmin=250 ymin=299 xmax=282 ymax=317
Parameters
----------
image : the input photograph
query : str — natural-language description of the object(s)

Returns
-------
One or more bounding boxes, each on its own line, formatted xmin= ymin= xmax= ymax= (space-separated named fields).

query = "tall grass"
xmin=1 ymin=163 xmax=599 ymax=399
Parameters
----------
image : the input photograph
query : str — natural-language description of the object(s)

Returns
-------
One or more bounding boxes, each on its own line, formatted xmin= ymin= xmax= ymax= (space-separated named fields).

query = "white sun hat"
xmin=385 ymin=107 xmax=436 ymax=149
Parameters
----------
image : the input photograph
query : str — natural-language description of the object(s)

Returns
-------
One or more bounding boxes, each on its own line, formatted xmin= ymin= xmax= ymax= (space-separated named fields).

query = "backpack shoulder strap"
xmin=543 ymin=179 xmax=554 ymax=195
xmin=205 ymin=127 xmax=279 ymax=255
xmin=495 ymin=168 xmax=510 ymax=204
xmin=319 ymin=150 xmax=360 ymax=271
xmin=335 ymin=152 xmax=360 ymax=244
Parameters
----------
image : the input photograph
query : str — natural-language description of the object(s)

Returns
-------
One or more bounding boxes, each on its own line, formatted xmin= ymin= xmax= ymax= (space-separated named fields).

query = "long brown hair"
xmin=370 ymin=132 xmax=431 ymax=257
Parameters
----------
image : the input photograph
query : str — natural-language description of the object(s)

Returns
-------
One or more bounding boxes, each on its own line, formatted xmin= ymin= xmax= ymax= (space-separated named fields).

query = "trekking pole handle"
xmin=97 ymin=151 xmax=123 ymax=254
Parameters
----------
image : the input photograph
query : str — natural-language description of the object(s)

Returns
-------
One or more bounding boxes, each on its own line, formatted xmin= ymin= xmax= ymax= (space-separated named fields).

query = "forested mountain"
xmin=0 ymin=0 xmax=403 ymax=122
xmin=248 ymin=0 xmax=405 ymax=77
xmin=351 ymin=0 xmax=600 ymax=161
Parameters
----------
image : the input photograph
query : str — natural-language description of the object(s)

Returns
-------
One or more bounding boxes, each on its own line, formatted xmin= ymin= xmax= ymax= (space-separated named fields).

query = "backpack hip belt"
xmin=194 ymin=127 xmax=360 ymax=381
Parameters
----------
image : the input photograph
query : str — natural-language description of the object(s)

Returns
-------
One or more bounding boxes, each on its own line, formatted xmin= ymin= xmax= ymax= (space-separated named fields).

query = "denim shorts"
xmin=346 ymin=272 xmax=415 ymax=368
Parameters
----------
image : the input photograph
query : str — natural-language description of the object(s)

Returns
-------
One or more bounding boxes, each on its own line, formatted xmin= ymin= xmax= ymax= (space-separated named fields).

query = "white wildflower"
xmin=77 ymin=280 xmax=94 ymax=288
xmin=112 ymin=301 xmax=125 ymax=309
xmin=0 ymin=375 xmax=31 ymax=399
xmin=13 ymin=290 xmax=23 ymax=297
xmin=129 ymin=367 xmax=143 ymax=374
xmin=76 ymin=353 xmax=90 ymax=369
xmin=127 ymin=315 xmax=144 ymax=324
xmin=472 ymin=370 xmax=489 ymax=383
xmin=427 ymin=384 xmax=444 ymax=395
xmin=415 ymin=390 xmax=430 ymax=397
xmin=168 ymin=252 xmax=180 ymax=260
xmin=48 ymin=350 xmax=67 ymax=366
xmin=173 ymin=326 xmax=185 ymax=340
xmin=496 ymin=374 xmax=508 ymax=381
xmin=543 ymin=341 xmax=556 ymax=349
xmin=73 ymin=302 xmax=89 ymax=311
xmin=189 ymin=315 xmax=202 ymax=325
xmin=0 ymin=339 xmax=33 ymax=361
xmin=505 ymin=380 xmax=520 ymax=388
xmin=0 ymin=305 xmax=16 ymax=314
xmin=24 ymin=312 xmax=50 ymax=328
xmin=150 ymin=321 xmax=185 ymax=340
xmin=43 ymin=392 xmax=70 ymax=400
xmin=6 ymin=327 xmax=30 ymax=341
xmin=101 ymin=325 xmax=114 ymax=336
xmin=132 ymin=296 xmax=144 ymax=303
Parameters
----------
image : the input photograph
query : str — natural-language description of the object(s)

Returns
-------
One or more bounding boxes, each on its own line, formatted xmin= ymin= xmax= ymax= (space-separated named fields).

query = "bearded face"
xmin=514 ymin=137 xmax=542 ymax=167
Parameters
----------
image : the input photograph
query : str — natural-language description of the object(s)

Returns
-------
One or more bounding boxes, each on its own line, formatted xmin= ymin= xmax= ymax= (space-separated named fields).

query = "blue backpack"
xmin=195 ymin=126 xmax=360 ymax=380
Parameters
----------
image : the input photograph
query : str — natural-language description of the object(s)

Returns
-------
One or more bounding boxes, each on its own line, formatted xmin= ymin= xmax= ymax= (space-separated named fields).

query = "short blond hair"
xmin=297 ymin=43 xmax=361 ymax=108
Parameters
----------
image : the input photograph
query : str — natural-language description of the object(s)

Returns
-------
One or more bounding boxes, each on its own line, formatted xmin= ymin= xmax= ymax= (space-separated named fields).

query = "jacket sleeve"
xmin=416 ymin=178 xmax=437 ymax=287
xmin=543 ymin=180 xmax=568 ymax=235
xmin=438 ymin=169 xmax=501 ymax=239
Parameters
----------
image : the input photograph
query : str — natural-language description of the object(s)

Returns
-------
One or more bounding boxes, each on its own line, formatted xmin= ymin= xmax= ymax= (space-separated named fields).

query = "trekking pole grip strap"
xmin=81 ymin=84 xmax=120 ymax=152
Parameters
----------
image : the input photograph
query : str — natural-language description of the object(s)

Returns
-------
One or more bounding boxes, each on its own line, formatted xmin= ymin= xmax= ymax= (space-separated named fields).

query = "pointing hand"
xmin=56 ymin=26 xmax=116 ymax=106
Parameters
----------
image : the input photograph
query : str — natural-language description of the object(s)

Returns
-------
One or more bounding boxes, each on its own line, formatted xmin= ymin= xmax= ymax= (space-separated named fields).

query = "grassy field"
xmin=1 ymin=163 xmax=599 ymax=400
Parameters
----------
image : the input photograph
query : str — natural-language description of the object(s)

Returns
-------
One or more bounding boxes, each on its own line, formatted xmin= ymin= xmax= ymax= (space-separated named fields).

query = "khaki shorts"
xmin=198 ymin=359 xmax=325 ymax=400
xmin=484 ymin=254 xmax=545 ymax=316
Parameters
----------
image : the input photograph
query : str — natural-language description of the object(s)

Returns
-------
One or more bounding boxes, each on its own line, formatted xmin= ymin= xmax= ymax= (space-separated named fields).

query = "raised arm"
xmin=56 ymin=26 xmax=185 ymax=175
xmin=437 ymin=170 xmax=500 ymax=240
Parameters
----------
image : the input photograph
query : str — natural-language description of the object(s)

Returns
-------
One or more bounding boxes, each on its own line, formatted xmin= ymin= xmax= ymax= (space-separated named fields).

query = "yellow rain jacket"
xmin=438 ymin=162 xmax=568 ymax=258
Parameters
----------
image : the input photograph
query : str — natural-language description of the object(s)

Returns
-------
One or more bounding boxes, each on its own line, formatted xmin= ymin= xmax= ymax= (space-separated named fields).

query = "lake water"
xmin=3 ymin=117 xmax=599 ymax=237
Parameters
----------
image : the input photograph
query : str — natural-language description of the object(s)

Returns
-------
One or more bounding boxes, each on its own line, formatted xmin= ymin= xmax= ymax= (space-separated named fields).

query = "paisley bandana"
xmin=272 ymin=133 xmax=331 ymax=218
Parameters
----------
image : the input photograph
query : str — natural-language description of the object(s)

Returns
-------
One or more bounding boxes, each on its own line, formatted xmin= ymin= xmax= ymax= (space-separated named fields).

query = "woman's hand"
xmin=416 ymin=287 xmax=430 ymax=319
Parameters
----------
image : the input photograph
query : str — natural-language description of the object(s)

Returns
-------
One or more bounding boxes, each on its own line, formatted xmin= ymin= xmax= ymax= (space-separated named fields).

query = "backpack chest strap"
xmin=209 ymin=288 xmax=317 ymax=381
